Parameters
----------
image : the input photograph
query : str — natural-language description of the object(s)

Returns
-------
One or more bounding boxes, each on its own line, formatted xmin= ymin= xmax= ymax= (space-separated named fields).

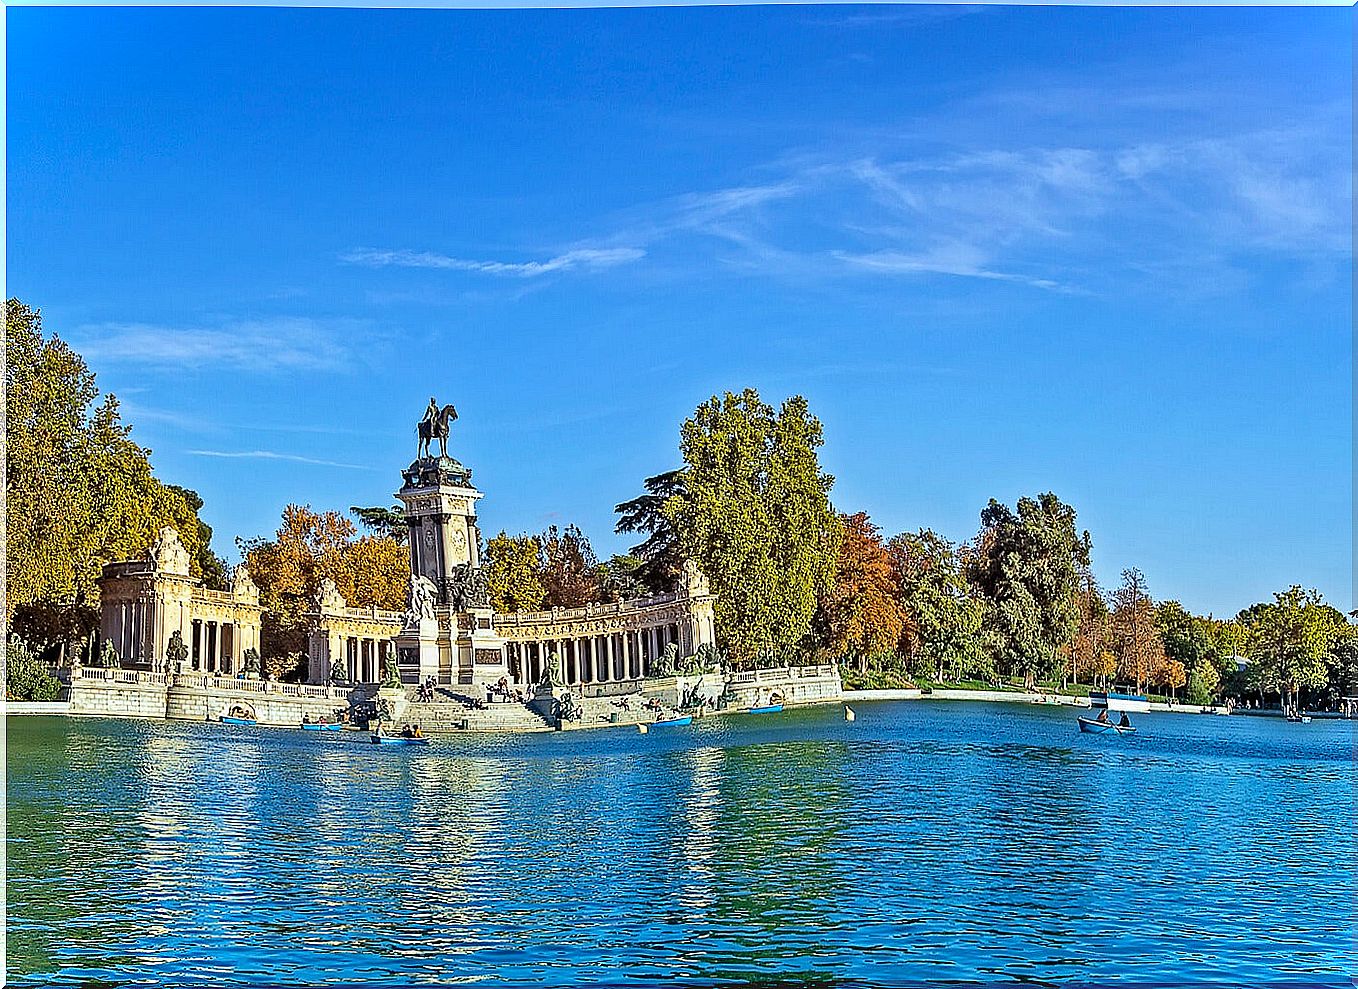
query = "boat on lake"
xmin=1078 ymin=716 xmax=1136 ymax=735
xmin=220 ymin=716 xmax=256 ymax=726
xmin=370 ymin=733 xmax=429 ymax=746
xmin=1089 ymin=691 xmax=1150 ymax=713
xmin=301 ymin=721 xmax=343 ymax=732
xmin=651 ymin=715 xmax=692 ymax=728
xmin=747 ymin=704 xmax=783 ymax=715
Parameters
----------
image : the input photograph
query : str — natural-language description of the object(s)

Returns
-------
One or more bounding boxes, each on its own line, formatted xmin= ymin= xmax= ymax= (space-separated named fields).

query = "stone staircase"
xmin=397 ymin=685 xmax=554 ymax=733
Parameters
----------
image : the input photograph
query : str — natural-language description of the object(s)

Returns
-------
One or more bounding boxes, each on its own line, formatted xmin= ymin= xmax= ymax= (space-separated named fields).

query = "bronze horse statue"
xmin=418 ymin=402 xmax=458 ymax=459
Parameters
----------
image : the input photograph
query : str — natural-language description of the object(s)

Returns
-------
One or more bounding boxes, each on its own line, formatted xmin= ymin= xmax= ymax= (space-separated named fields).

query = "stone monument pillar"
xmin=395 ymin=425 xmax=509 ymax=690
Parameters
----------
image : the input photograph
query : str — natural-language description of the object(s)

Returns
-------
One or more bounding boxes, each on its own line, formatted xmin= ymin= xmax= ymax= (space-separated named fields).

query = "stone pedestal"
xmin=396 ymin=616 xmax=440 ymax=685
xmin=396 ymin=456 xmax=508 ymax=691
xmin=457 ymin=605 xmax=508 ymax=689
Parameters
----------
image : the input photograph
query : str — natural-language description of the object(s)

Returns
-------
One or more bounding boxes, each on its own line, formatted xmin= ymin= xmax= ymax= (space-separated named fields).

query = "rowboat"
xmin=1088 ymin=691 xmax=1150 ymax=713
xmin=651 ymin=715 xmax=692 ymax=728
xmin=1078 ymin=716 xmax=1136 ymax=735
xmin=220 ymin=716 xmax=256 ymax=726
xmin=747 ymin=704 xmax=783 ymax=715
xmin=370 ymin=734 xmax=429 ymax=746
xmin=301 ymin=722 xmax=343 ymax=731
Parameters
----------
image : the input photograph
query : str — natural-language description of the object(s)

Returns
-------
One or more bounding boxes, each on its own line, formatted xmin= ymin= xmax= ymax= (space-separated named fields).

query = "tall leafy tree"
xmin=240 ymin=505 xmax=407 ymax=662
xmin=888 ymin=528 xmax=987 ymax=683
xmin=967 ymin=493 xmax=1088 ymax=688
xmin=6 ymin=299 xmax=208 ymax=644
xmin=1239 ymin=586 xmax=1344 ymax=711
xmin=536 ymin=524 xmax=602 ymax=608
xmin=614 ymin=468 xmax=687 ymax=594
xmin=1156 ymin=600 xmax=1216 ymax=671
xmin=1109 ymin=568 xmax=1167 ymax=694
xmin=1325 ymin=628 xmax=1358 ymax=707
xmin=821 ymin=512 xmax=907 ymax=664
xmin=484 ymin=532 xmax=546 ymax=612
xmin=666 ymin=390 xmax=841 ymax=665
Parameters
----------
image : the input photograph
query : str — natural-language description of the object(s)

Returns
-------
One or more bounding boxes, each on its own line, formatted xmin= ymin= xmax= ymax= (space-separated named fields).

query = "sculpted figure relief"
xmin=149 ymin=526 xmax=191 ymax=576
xmin=405 ymin=575 xmax=439 ymax=624
xmin=417 ymin=397 xmax=459 ymax=460
xmin=316 ymin=576 xmax=347 ymax=613
xmin=447 ymin=563 xmax=490 ymax=612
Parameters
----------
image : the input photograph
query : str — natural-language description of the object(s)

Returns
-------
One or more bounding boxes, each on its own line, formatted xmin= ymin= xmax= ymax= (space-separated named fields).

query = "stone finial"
xmin=681 ymin=559 xmax=710 ymax=597
xmin=232 ymin=565 xmax=260 ymax=602
xmin=149 ymin=526 xmax=192 ymax=576
xmin=316 ymin=576 xmax=347 ymax=613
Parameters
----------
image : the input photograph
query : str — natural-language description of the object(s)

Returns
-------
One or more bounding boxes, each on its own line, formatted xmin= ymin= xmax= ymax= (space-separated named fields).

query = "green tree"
xmin=5 ymin=636 xmax=62 ymax=702
xmin=6 ymin=299 xmax=210 ymax=648
xmin=889 ymin=528 xmax=988 ymax=683
xmin=597 ymin=554 xmax=650 ymax=603
xmin=350 ymin=505 xmax=408 ymax=543
xmin=167 ymin=485 xmax=230 ymax=589
xmin=1325 ymin=629 xmax=1358 ymax=707
xmin=1186 ymin=660 xmax=1221 ymax=705
xmin=614 ymin=468 xmax=687 ymax=593
xmin=1240 ymin=587 xmax=1344 ymax=712
xmin=967 ymin=494 xmax=1088 ymax=688
xmin=484 ymin=532 xmax=546 ymax=612
xmin=666 ymin=390 xmax=841 ymax=666
xmin=1156 ymin=600 xmax=1216 ymax=670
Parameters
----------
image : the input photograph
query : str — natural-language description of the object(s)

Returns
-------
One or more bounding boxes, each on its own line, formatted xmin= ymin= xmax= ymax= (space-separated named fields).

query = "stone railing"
xmin=195 ymin=588 xmax=238 ymax=605
xmin=166 ymin=674 xmax=349 ymax=700
xmin=499 ymin=594 xmax=680 ymax=625
xmin=727 ymin=664 xmax=838 ymax=685
xmin=75 ymin=667 xmax=149 ymax=685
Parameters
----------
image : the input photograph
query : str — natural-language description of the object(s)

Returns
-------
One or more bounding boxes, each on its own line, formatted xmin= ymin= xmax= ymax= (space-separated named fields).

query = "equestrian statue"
xmin=418 ymin=397 xmax=458 ymax=460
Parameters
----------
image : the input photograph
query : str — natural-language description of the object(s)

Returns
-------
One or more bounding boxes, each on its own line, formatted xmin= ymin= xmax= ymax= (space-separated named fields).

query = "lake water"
xmin=6 ymin=702 xmax=1355 ymax=985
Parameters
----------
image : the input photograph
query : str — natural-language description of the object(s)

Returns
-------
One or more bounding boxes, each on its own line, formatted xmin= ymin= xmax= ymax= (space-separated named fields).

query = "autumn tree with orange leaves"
xmin=239 ymin=505 xmax=408 ymax=670
xmin=819 ymin=512 xmax=908 ymax=668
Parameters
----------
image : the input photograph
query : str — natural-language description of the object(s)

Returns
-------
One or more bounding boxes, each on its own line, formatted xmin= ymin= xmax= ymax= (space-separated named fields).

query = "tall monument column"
xmin=394 ymin=400 xmax=508 ymax=690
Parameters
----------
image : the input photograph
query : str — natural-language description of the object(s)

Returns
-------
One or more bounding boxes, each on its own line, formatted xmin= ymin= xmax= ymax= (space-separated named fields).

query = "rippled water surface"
xmin=7 ymin=702 xmax=1356 ymax=984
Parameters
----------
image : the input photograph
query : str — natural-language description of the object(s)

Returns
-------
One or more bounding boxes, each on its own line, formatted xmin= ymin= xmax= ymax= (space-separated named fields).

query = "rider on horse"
xmin=418 ymin=398 xmax=458 ymax=459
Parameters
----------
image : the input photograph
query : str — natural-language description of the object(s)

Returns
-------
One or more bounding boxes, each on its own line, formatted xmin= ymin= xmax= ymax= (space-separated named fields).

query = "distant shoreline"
xmin=842 ymin=687 xmax=1238 ymax=716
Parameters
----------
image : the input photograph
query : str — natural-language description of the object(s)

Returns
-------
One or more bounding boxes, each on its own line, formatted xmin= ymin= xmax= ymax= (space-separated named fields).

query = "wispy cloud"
xmin=582 ymin=119 xmax=1345 ymax=295
xmin=340 ymin=246 xmax=644 ymax=277
xmin=834 ymin=244 xmax=1065 ymax=292
xmin=186 ymin=449 xmax=377 ymax=471
xmin=73 ymin=317 xmax=358 ymax=372
xmin=337 ymin=78 xmax=1345 ymax=301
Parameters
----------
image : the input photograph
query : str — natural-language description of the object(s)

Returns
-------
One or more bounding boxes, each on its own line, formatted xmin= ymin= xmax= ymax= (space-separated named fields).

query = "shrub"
xmin=6 ymin=636 xmax=62 ymax=702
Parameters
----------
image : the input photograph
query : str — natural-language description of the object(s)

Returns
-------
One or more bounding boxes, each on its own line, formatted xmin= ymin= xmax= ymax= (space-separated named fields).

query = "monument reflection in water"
xmin=7 ymin=702 xmax=1355 ymax=985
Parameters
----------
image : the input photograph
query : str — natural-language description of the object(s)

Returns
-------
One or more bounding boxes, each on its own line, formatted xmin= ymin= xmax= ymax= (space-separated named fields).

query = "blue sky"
xmin=7 ymin=5 xmax=1351 ymax=617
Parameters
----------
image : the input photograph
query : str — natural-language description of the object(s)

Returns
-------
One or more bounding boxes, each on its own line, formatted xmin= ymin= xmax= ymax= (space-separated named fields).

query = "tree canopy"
xmin=665 ymin=390 xmax=841 ymax=665
xmin=240 ymin=505 xmax=407 ymax=662
xmin=966 ymin=494 xmax=1088 ymax=688
xmin=821 ymin=512 xmax=908 ymax=663
xmin=484 ymin=532 xmax=547 ymax=613
xmin=614 ymin=468 xmax=687 ymax=594
xmin=6 ymin=298 xmax=213 ymax=644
